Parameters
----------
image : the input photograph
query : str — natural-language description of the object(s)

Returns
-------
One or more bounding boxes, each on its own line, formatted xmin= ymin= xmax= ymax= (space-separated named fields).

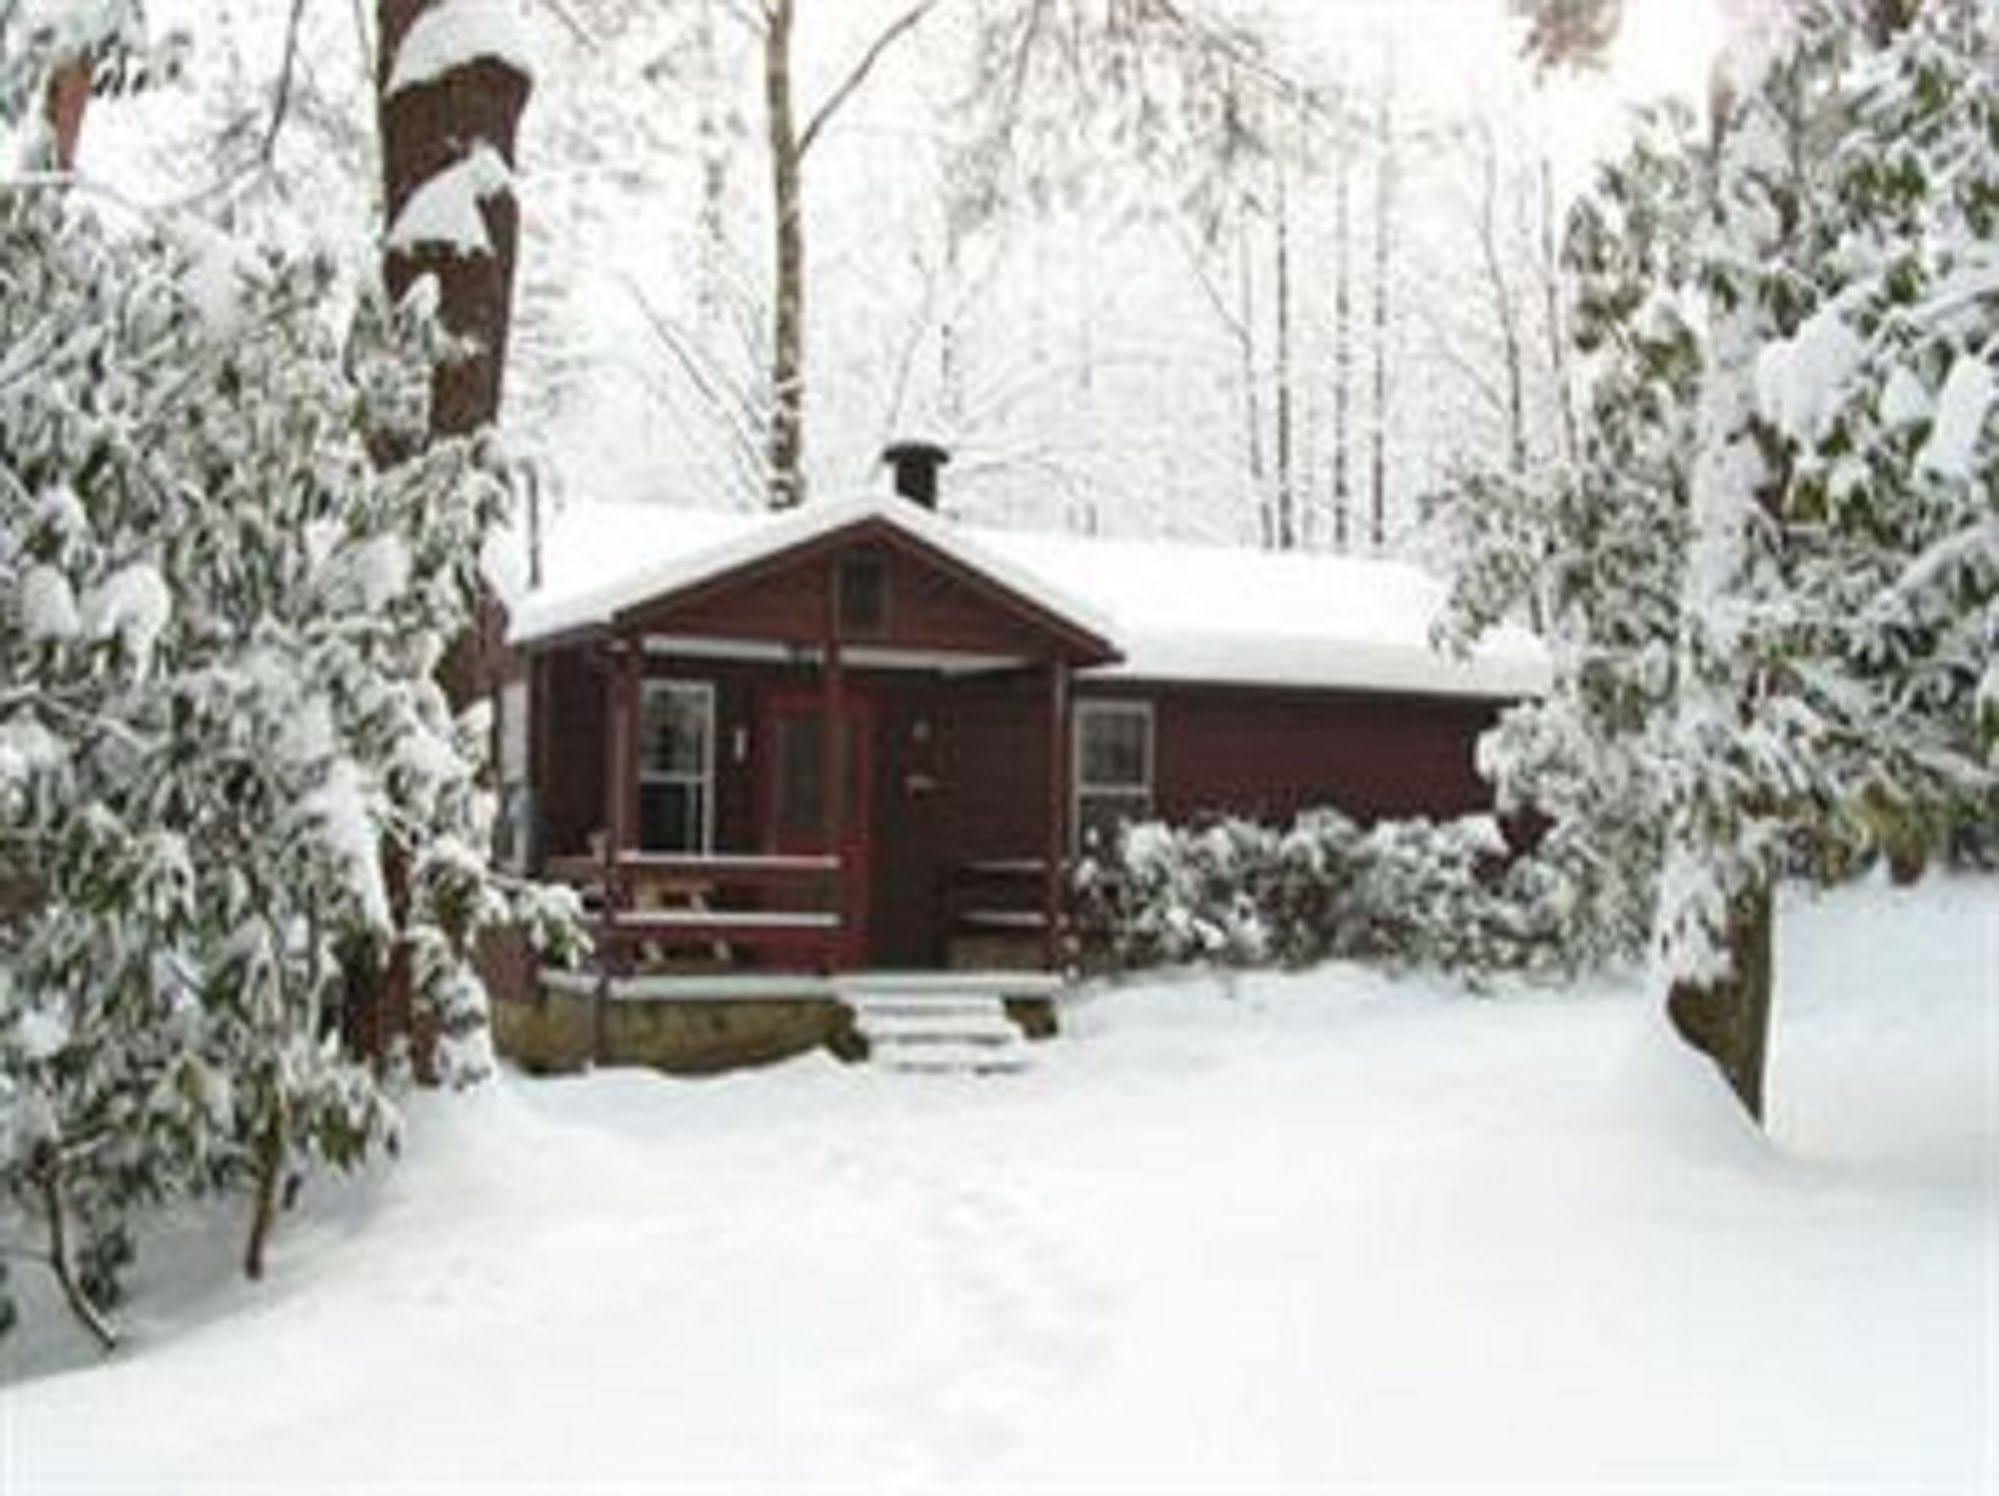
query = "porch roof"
xmin=504 ymin=493 xmax=1550 ymax=700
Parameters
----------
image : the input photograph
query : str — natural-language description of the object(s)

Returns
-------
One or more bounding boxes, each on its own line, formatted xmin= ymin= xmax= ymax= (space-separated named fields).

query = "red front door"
xmin=762 ymin=691 xmax=873 ymax=965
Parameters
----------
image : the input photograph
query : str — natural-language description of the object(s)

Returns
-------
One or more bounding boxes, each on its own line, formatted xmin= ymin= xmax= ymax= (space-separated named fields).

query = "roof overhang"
xmin=509 ymin=493 xmax=1121 ymax=667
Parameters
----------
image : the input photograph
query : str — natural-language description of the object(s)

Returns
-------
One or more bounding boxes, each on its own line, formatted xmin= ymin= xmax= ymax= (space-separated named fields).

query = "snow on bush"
xmin=0 ymin=189 xmax=581 ymax=1348
xmin=1427 ymin=1 xmax=1999 ymax=1007
xmin=1076 ymin=808 xmax=1569 ymax=988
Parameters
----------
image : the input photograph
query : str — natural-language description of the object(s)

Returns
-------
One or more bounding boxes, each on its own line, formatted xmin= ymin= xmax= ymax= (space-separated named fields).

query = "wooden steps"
xmin=844 ymin=991 xmax=1032 ymax=1075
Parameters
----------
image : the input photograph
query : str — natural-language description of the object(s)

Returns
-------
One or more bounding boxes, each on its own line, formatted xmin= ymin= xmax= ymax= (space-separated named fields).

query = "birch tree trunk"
xmin=764 ymin=0 xmax=807 ymax=509
xmin=1368 ymin=63 xmax=1396 ymax=551
xmin=1273 ymin=149 xmax=1296 ymax=551
xmin=1333 ymin=83 xmax=1352 ymax=552
xmin=695 ymin=0 xmax=732 ymax=327
xmin=1539 ymin=155 xmax=1579 ymax=466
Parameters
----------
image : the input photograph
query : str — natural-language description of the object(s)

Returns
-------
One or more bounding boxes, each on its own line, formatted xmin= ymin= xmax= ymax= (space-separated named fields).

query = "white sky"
xmin=1271 ymin=0 xmax=1726 ymax=168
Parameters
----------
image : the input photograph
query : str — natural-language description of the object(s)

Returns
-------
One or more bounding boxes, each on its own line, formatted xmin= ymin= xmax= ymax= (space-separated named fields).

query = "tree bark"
xmin=242 ymin=1101 xmax=288 ymax=1281
xmin=695 ymin=0 xmax=731 ymax=326
xmin=1666 ymin=879 xmax=1774 ymax=1122
xmin=1540 ymin=155 xmax=1579 ymax=467
xmin=1238 ymin=214 xmax=1267 ymax=545
xmin=1369 ymin=60 xmax=1396 ymax=551
xmin=368 ymin=0 xmax=531 ymax=1068
xmin=33 ymin=1147 xmax=118 ymax=1353
xmin=1333 ymin=82 xmax=1352 ymax=552
xmin=378 ymin=1 xmax=532 ymax=452
xmin=764 ymin=0 xmax=807 ymax=509
xmin=1273 ymin=150 xmax=1296 ymax=551
xmin=44 ymin=60 xmax=92 ymax=169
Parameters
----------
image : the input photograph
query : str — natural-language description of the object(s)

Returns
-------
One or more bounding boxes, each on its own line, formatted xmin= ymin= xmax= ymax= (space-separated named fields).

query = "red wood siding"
xmin=1091 ymin=682 xmax=1502 ymax=827
xmin=937 ymin=675 xmax=1055 ymax=863
xmin=538 ymin=644 xmax=607 ymax=859
xmin=523 ymin=638 xmax=1511 ymax=971
xmin=625 ymin=536 xmax=1078 ymax=660
xmin=532 ymin=654 xmax=1505 ymax=860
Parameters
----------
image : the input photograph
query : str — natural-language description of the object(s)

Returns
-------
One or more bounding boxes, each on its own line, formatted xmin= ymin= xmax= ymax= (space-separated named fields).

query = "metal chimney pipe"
xmin=881 ymin=441 xmax=950 ymax=511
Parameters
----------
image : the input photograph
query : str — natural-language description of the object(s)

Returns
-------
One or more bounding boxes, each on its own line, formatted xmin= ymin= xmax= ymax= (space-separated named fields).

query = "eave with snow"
xmin=481 ymin=453 xmax=1548 ymax=1068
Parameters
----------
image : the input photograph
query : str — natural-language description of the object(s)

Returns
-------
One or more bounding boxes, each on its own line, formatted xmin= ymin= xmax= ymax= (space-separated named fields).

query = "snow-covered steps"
xmin=844 ymin=992 xmax=1033 ymax=1075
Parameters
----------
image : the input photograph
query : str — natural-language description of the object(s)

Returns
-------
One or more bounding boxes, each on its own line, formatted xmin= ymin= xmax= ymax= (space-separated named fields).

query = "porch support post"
xmin=613 ymin=632 xmax=642 ymax=854
xmin=821 ymin=566 xmax=850 ymax=969
xmin=528 ymin=651 xmax=550 ymax=876
xmin=1043 ymin=656 xmax=1072 ymax=972
xmin=598 ymin=633 xmax=642 ymax=1061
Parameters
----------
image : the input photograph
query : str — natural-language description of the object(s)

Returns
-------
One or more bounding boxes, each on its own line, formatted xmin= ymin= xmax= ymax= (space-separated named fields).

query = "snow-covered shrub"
xmin=1429 ymin=2 xmax=1998 ymax=1004
xmin=1263 ymin=808 xmax=1366 ymax=966
xmin=0 ymin=189 xmax=579 ymax=1347
xmin=1087 ymin=819 xmax=1277 ymax=968
xmin=1076 ymin=808 xmax=1571 ymax=988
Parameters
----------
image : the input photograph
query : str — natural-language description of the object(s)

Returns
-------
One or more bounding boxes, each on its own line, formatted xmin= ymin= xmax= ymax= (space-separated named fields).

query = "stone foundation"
xmin=479 ymin=924 xmax=1059 ymax=1076
xmin=492 ymin=982 xmax=861 ymax=1076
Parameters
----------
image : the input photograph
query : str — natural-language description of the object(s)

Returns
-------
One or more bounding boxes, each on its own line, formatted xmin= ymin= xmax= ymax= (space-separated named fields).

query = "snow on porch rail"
xmin=538 ymin=970 xmax=1067 ymax=1003
xmin=945 ymin=857 xmax=1052 ymax=936
xmin=542 ymin=850 xmax=848 ymax=968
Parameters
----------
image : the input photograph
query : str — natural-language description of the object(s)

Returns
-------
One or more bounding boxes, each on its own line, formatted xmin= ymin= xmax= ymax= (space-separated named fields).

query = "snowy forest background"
xmin=39 ymin=0 xmax=1693 ymax=546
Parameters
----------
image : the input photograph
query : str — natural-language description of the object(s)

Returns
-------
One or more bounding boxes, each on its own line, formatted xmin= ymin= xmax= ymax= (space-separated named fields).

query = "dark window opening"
xmin=1074 ymin=700 xmax=1155 ymax=855
xmin=838 ymin=552 xmax=889 ymax=635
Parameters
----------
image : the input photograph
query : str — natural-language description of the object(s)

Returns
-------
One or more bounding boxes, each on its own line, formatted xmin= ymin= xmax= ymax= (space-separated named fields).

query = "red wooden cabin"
xmin=489 ymin=447 xmax=1547 ymax=1001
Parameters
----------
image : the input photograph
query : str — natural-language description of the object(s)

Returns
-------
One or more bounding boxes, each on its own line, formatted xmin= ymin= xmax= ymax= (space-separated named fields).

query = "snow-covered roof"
xmin=508 ymin=490 xmax=1116 ymax=649
xmin=505 ymin=493 xmax=1549 ymax=700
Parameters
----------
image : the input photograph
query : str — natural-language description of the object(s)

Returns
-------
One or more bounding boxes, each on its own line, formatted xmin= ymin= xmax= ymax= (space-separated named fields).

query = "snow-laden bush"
xmin=1076 ymin=808 xmax=1573 ymax=987
xmin=0 ymin=189 xmax=579 ymax=1348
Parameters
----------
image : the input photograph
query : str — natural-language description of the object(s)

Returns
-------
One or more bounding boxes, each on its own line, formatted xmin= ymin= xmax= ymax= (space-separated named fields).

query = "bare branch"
xmin=798 ymin=0 xmax=945 ymax=160
xmin=258 ymin=0 xmax=309 ymax=166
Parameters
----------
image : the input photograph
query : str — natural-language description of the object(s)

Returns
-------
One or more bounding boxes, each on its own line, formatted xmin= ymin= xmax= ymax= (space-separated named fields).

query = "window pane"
xmin=642 ymin=684 xmax=710 ymax=777
xmin=1080 ymin=708 xmax=1148 ymax=789
xmin=1077 ymin=790 xmax=1150 ymax=856
xmin=640 ymin=782 xmax=704 ymax=853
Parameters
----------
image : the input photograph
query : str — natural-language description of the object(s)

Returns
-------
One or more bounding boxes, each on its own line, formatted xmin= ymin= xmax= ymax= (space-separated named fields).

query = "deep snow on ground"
xmin=2 ymin=873 xmax=1991 ymax=1493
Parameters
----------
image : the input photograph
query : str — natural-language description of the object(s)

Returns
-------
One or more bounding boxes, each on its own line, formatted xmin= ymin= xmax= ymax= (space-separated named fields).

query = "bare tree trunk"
xmin=1333 ymin=83 xmax=1352 ymax=552
xmin=378 ymin=1 xmax=531 ymax=450
xmin=1238 ymin=212 xmax=1268 ymax=546
xmin=764 ymin=0 xmax=806 ymax=509
xmin=1473 ymin=120 xmax=1528 ymax=476
xmin=44 ymin=59 xmax=92 ymax=169
xmin=1540 ymin=155 xmax=1578 ymax=466
xmin=32 ymin=1147 xmax=118 ymax=1353
xmin=242 ymin=1100 xmax=287 ymax=1281
xmin=1273 ymin=151 xmax=1296 ymax=551
xmin=695 ymin=0 xmax=731 ymax=326
xmin=372 ymin=0 xmax=531 ymax=1068
xmin=1666 ymin=879 xmax=1775 ymax=1122
xmin=1368 ymin=61 xmax=1396 ymax=551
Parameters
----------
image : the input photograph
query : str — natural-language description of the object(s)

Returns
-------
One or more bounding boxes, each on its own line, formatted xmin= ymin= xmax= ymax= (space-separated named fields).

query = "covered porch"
xmin=505 ymin=491 xmax=1121 ymax=1010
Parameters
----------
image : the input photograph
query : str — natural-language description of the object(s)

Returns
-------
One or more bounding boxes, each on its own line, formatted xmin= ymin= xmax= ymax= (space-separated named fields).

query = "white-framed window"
xmin=1073 ymin=699 xmax=1154 ymax=855
xmin=495 ymin=677 xmax=531 ymax=870
xmin=639 ymin=679 xmax=715 ymax=853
